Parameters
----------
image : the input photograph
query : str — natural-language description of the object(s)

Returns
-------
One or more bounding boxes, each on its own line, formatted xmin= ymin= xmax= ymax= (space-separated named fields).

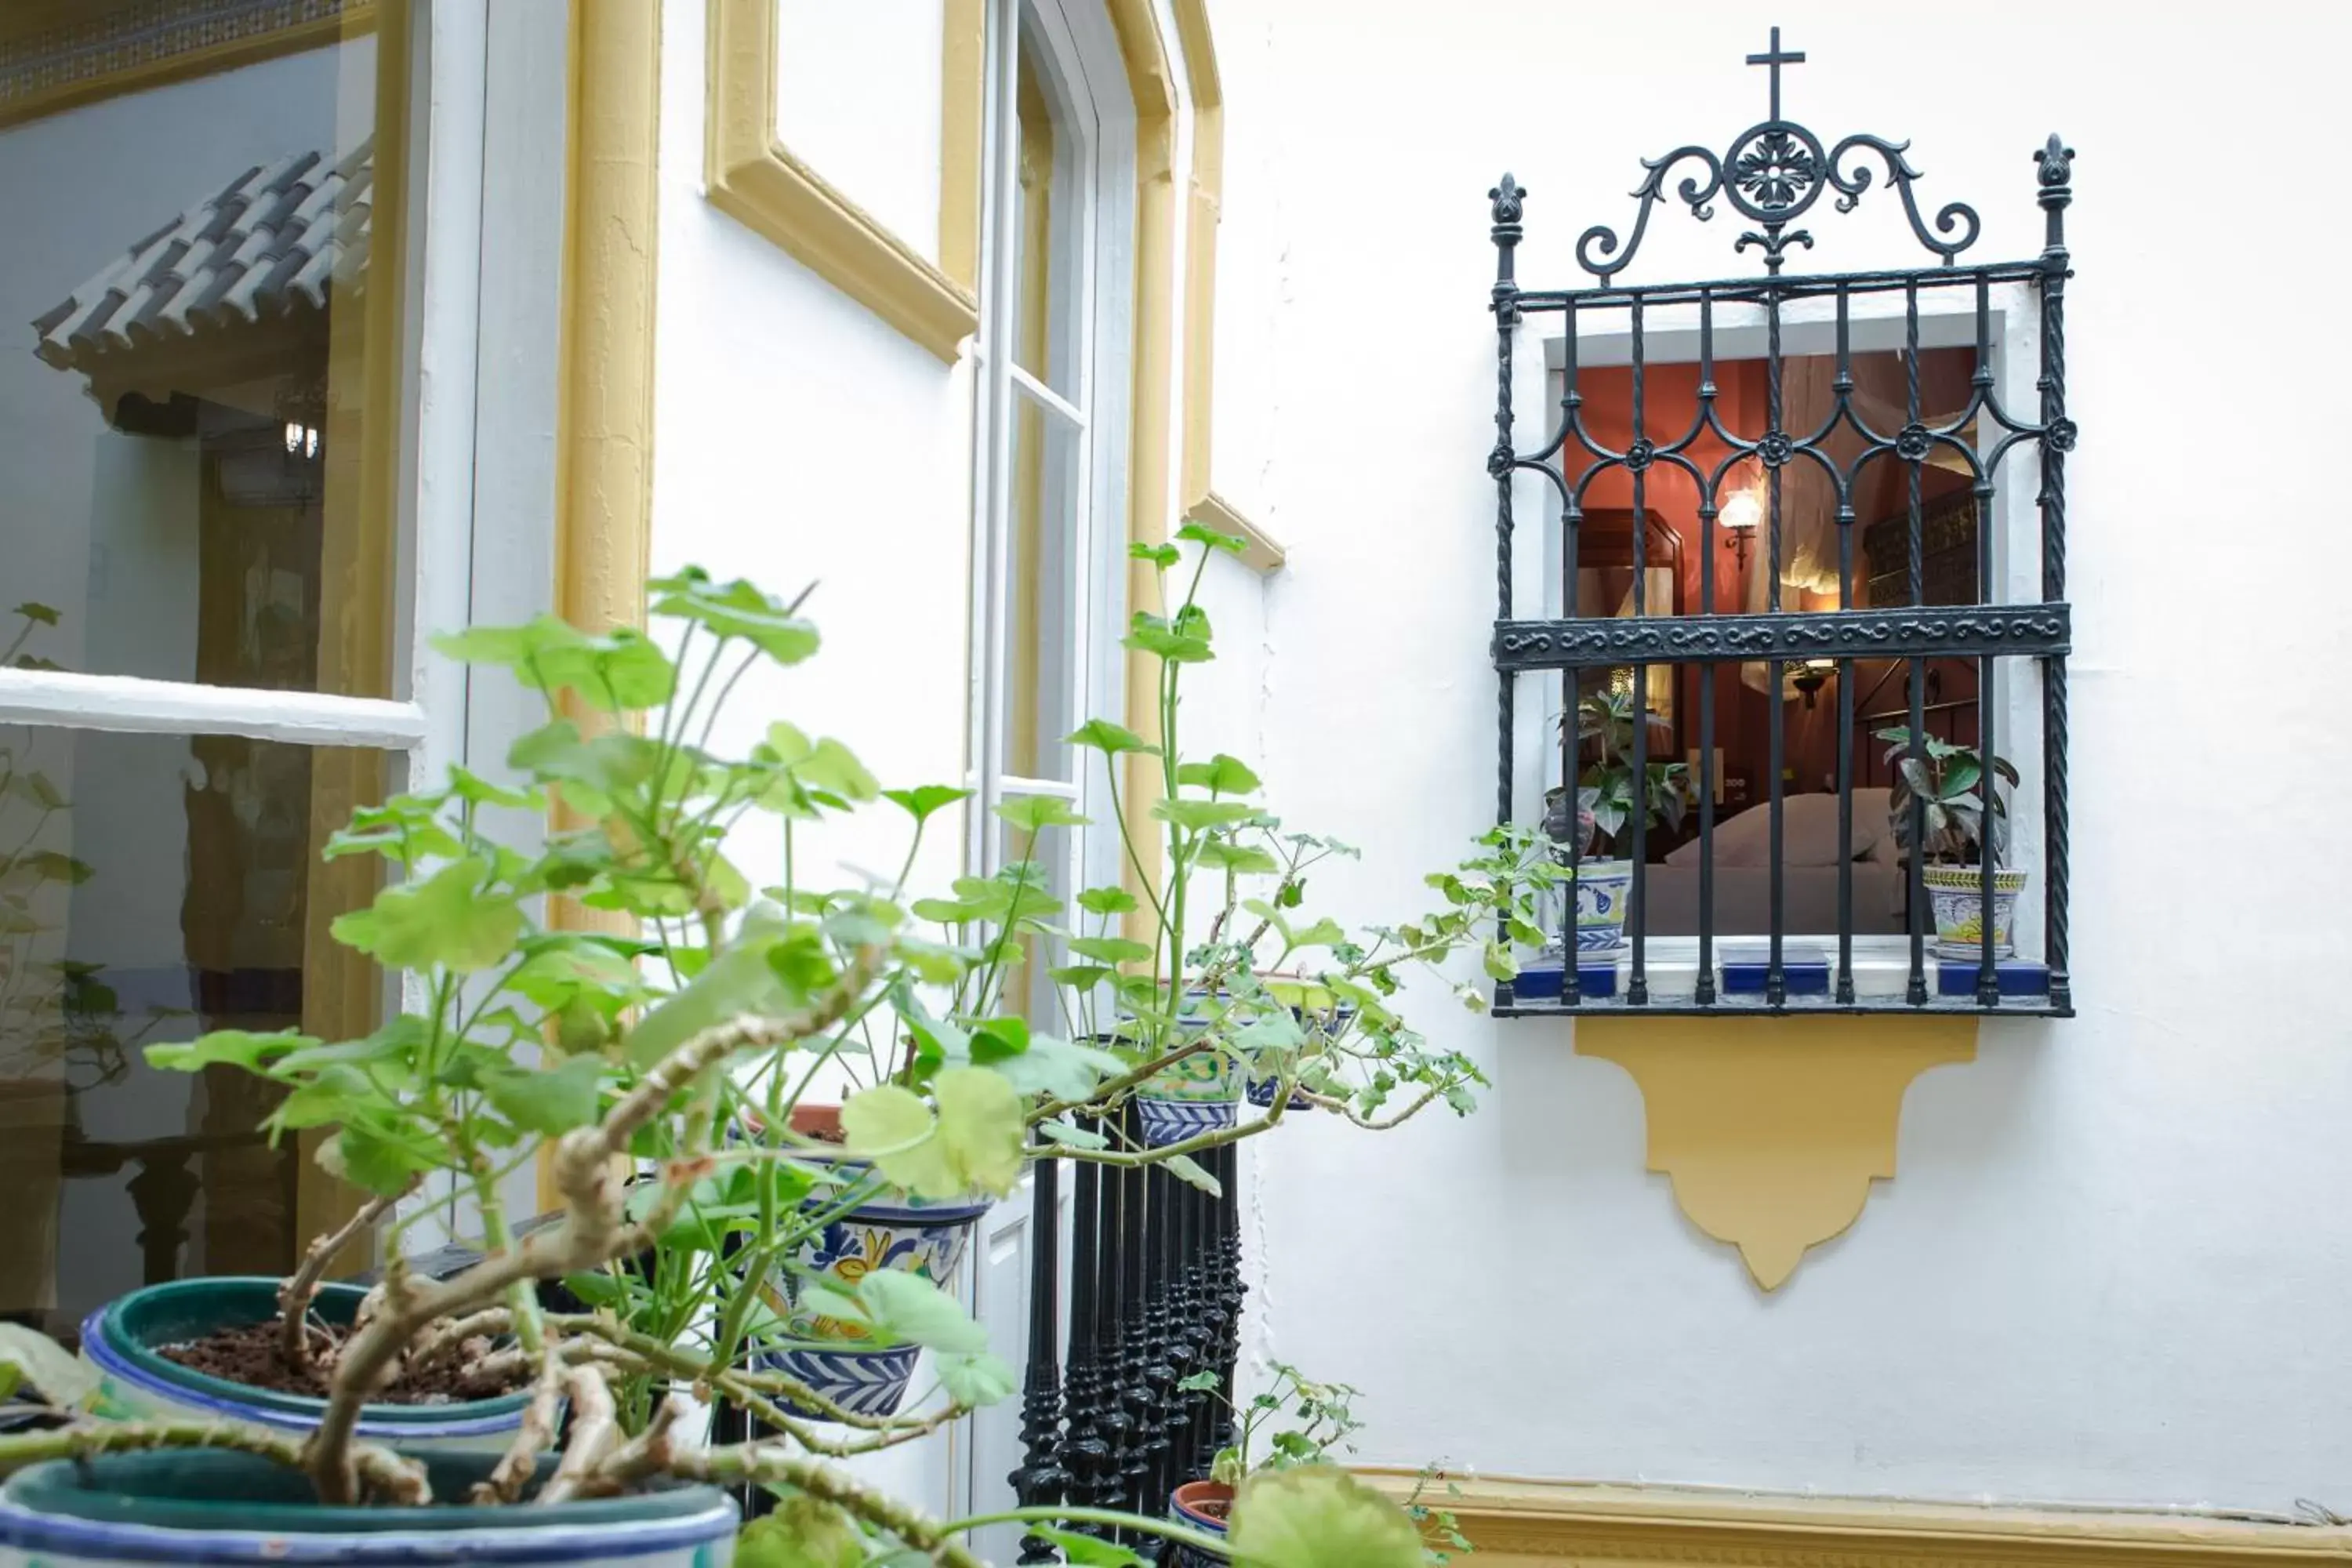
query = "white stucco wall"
xmin=654 ymin=0 xmax=979 ymax=909
xmin=1212 ymin=0 xmax=2352 ymax=1513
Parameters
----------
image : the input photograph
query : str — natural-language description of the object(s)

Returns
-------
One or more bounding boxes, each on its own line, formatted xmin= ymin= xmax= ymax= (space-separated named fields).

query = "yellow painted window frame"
xmin=703 ymin=0 xmax=985 ymax=363
xmin=1168 ymin=0 xmax=1283 ymax=575
xmin=1356 ymin=1470 xmax=2352 ymax=1566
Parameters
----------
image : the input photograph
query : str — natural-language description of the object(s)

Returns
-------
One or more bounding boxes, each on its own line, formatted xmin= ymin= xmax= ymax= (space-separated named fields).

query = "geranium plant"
xmin=0 ymin=528 xmax=1554 ymax=1565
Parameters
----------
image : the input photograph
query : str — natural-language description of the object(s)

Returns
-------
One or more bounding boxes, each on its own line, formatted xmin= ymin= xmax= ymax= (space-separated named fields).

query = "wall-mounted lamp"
xmin=1791 ymin=656 xmax=1835 ymax=708
xmin=1719 ymin=487 xmax=1762 ymax=569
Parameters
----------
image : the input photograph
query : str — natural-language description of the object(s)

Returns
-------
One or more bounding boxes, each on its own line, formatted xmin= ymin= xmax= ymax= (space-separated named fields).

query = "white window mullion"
xmin=1009 ymin=363 xmax=1087 ymax=429
xmin=970 ymin=0 xmax=1026 ymax=878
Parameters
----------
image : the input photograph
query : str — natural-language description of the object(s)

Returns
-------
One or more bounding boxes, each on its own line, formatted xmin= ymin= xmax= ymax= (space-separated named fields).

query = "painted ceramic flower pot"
xmin=1135 ymin=1049 xmax=1240 ymax=1147
xmin=744 ymin=1105 xmax=993 ymax=1420
xmin=756 ymin=1338 xmax=926 ymax=1420
xmin=1167 ymin=1478 xmax=1232 ymax=1568
xmin=0 ymin=1449 xmax=737 ymax=1566
xmin=774 ymin=1163 xmax=993 ymax=1343
xmin=1243 ymin=987 xmax=1356 ymax=1111
xmin=1574 ymin=858 xmax=1635 ymax=954
xmin=81 ymin=1278 xmax=532 ymax=1454
xmin=1922 ymin=864 xmax=2025 ymax=959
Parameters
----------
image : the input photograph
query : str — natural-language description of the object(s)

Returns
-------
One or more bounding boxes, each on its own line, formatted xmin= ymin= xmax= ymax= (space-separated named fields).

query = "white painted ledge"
xmin=0 ymin=669 xmax=430 ymax=750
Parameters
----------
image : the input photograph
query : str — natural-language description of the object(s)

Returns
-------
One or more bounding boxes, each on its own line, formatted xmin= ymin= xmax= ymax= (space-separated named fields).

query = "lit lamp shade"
xmin=1719 ymin=488 xmax=1763 ymax=534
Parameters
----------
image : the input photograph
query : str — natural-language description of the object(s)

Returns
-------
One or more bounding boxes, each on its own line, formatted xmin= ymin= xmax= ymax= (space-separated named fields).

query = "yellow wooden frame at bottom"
xmin=1359 ymin=1471 xmax=2352 ymax=1567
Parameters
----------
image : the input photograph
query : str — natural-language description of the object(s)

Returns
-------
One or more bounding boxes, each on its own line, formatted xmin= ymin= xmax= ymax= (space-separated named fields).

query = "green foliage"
xmin=732 ymin=1497 xmax=868 ymax=1568
xmin=81 ymin=542 xmax=1541 ymax=1548
xmin=1201 ymin=1360 xmax=1365 ymax=1488
xmin=1228 ymin=1466 xmax=1427 ymax=1568
xmin=1548 ymin=686 xmax=1690 ymax=858
xmin=1877 ymin=727 xmax=2018 ymax=866
xmin=0 ymin=1322 xmax=98 ymax=1409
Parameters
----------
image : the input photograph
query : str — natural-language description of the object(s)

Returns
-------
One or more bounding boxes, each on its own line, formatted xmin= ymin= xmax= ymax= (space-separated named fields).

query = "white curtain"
xmin=1740 ymin=352 xmax=1973 ymax=692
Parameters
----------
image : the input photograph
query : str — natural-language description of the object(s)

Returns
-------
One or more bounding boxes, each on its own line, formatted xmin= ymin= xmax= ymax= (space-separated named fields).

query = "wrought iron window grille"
xmin=1489 ymin=27 xmax=2076 ymax=1017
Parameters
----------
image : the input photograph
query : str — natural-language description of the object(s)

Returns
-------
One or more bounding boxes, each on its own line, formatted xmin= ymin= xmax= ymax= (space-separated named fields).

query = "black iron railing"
xmin=1488 ymin=27 xmax=2075 ymax=1018
xmin=1010 ymin=1105 xmax=1242 ymax=1560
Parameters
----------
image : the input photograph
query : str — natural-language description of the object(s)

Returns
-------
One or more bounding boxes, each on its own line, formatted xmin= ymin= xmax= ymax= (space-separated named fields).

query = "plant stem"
xmin=0 ymin=1419 xmax=426 ymax=1504
xmin=278 ymin=1185 xmax=408 ymax=1375
xmin=672 ymin=1445 xmax=987 ymax=1568
xmin=939 ymin=1503 xmax=1235 ymax=1556
xmin=303 ymin=953 xmax=882 ymax=1503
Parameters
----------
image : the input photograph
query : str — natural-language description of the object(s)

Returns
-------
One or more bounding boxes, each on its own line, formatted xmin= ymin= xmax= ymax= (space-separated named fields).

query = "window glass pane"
xmin=1011 ymin=17 xmax=1082 ymax=398
xmin=993 ymin=817 xmax=1075 ymax=1029
xmin=1002 ymin=387 xmax=1083 ymax=782
xmin=0 ymin=9 xmax=405 ymax=698
xmin=0 ymin=724 xmax=385 ymax=1339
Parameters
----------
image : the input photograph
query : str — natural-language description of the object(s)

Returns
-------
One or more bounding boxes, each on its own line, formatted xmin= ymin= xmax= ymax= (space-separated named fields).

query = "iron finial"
xmin=1489 ymin=173 xmax=1526 ymax=227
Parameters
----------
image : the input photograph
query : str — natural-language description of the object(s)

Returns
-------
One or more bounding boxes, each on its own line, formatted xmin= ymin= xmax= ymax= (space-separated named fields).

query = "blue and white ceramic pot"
xmin=1243 ymin=986 xmax=1356 ymax=1111
xmin=1135 ymin=1049 xmax=1240 ymax=1147
xmin=753 ymin=1129 xmax=992 ymax=1420
xmin=1573 ymin=858 xmax=1635 ymax=955
xmin=81 ymin=1278 xmax=532 ymax=1454
xmin=1922 ymin=864 xmax=2026 ymax=960
xmin=0 ymin=1449 xmax=738 ymax=1566
xmin=1167 ymin=1479 xmax=1232 ymax=1568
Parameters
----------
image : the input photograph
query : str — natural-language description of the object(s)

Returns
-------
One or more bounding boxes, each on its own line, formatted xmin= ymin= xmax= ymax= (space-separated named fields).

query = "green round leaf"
xmin=1227 ymin=1467 xmax=1423 ymax=1568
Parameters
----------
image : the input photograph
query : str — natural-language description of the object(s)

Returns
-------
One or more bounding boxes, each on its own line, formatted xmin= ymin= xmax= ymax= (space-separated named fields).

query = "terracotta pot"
xmin=1168 ymin=1478 xmax=1232 ymax=1566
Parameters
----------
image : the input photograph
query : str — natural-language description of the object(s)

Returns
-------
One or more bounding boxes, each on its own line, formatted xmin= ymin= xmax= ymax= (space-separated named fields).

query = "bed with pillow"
xmin=1638 ymin=788 xmax=1904 ymax=937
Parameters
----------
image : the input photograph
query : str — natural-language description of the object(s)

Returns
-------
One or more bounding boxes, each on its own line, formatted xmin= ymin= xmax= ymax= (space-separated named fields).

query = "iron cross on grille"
xmin=1747 ymin=25 xmax=1805 ymax=122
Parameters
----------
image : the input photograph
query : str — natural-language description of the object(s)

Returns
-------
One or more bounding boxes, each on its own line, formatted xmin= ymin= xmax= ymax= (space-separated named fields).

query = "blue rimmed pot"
xmin=0 ymin=1448 xmax=737 ymax=1566
xmin=744 ymin=1104 xmax=992 ymax=1420
xmin=1241 ymin=978 xmax=1356 ymax=1112
xmin=81 ymin=1279 xmax=532 ymax=1454
xmin=1167 ymin=1478 xmax=1232 ymax=1567
xmin=1134 ymin=1049 xmax=1240 ymax=1147
xmin=754 ymin=1339 xmax=925 ymax=1421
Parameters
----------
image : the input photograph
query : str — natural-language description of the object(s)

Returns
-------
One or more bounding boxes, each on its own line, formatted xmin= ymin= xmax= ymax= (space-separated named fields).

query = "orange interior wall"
xmin=1565 ymin=352 xmax=1987 ymax=808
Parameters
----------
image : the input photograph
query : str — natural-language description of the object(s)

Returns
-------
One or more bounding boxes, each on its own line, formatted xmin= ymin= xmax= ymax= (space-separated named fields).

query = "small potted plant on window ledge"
xmin=1169 ymin=1360 xmax=1367 ymax=1565
xmin=1878 ymin=727 xmax=2024 ymax=959
xmin=1168 ymin=1363 xmax=1467 ymax=1566
xmin=1542 ymin=688 xmax=1688 ymax=957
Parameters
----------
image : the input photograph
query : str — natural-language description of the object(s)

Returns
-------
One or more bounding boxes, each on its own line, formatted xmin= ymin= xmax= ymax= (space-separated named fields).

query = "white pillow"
xmin=1666 ymin=788 xmax=1891 ymax=867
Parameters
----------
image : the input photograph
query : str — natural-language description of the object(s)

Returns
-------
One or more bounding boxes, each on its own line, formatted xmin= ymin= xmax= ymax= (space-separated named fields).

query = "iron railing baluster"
xmin=1766 ymin=282 xmax=1788 ymax=1005
xmin=2037 ymin=137 xmax=2074 ymax=1013
xmin=1904 ymin=278 xmax=1929 ymax=1006
xmin=1628 ymin=296 xmax=1650 ymax=1005
xmin=1492 ymin=177 xmax=1523 ymax=993
xmin=1973 ymin=271 xmax=2002 ymax=1008
xmin=1062 ymin=1120 xmax=1111 ymax=1525
xmin=1834 ymin=281 xmax=1857 ymax=1004
xmin=1010 ymin=1155 xmax=1067 ymax=1565
xmin=1695 ymin=289 xmax=1719 ymax=1006
xmin=1562 ymin=294 xmax=1584 ymax=1000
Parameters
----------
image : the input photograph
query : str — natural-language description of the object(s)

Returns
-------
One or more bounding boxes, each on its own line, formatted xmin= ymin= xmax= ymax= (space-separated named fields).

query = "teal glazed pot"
xmin=0 ymin=1449 xmax=738 ymax=1566
xmin=82 ymin=1277 xmax=533 ymax=1452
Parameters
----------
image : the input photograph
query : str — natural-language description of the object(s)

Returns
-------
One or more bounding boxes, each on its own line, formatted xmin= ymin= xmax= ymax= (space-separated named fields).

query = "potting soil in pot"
xmin=158 ymin=1319 xmax=518 ymax=1405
